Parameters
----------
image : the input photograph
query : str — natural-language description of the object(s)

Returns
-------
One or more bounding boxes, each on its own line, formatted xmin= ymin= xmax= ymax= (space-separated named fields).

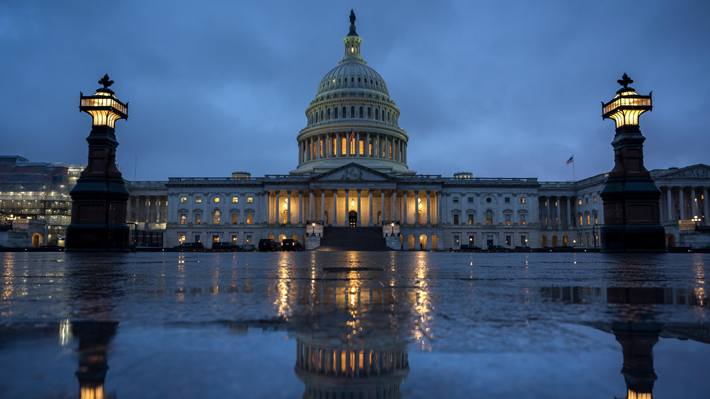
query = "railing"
xmin=445 ymin=177 xmax=538 ymax=184
xmin=126 ymin=181 xmax=168 ymax=188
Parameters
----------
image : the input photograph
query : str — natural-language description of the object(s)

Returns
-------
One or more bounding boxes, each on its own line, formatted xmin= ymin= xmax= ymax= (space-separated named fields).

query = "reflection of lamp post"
xmin=599 ymin=73 xmax=665 ymax=252
xmin=66 ymin=75 xmax=130 ymax=252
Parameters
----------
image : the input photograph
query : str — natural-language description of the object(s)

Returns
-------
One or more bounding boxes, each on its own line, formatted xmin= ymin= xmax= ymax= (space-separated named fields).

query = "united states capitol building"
xmin=118 ymin=13 xmax=710 ymax=251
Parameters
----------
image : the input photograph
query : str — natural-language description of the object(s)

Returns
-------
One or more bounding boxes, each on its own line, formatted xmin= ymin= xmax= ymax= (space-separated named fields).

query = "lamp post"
xmin=599 ymin=74 xmax=665 ymax=252
xmin=66 ymin=75 xmax=131 ymax=252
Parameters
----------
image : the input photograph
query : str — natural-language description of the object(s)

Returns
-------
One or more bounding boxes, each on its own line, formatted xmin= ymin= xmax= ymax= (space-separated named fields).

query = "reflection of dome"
xmin=292 ymin=11 xmax=414 ymax=176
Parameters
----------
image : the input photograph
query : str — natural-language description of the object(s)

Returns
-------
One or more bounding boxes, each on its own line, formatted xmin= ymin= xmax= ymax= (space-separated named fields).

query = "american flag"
xmin=566 ymin=155 xmax=574 ymax=165
xmin=349 ymin=130 xmax=355 ymax=142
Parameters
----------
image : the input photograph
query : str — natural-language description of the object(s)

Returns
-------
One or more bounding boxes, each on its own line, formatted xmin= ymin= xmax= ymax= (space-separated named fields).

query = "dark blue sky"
xmin=2 ymin=1 xmax=709 ymax=181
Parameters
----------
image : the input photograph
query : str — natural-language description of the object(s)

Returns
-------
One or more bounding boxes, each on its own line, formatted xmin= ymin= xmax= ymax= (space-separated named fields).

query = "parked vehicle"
xmin=258 ymin=238 xmax=279 ymax=252
xmin=458 ymin=245 xmax=482 ymax=252
xmin=211 ymin=242 xmax=241 ymax=251
xmin=135 ymin=242 xmax=162 ymax=252
xmin=487 ymin=245 xmax=507 ymax=252
xmin=514 ymin=245 xmax=533 ymax=252
xmin=241 ymin=244 xmax=257 ymax=252
xmin=281 ymin=239 xmax=303 ymax=252
xmin=175 ymin=242 xmax=204 ymax=249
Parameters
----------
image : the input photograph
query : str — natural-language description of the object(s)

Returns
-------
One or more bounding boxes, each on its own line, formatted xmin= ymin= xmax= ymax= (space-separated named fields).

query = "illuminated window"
xmin=359 ymin=140 xmax=364 ymax=155
xmin=504 ymin=197 xmax=510 ymax=203
xmin=467 ymin=197 xmax=473 ymax=203
xmin=389 ymin=142 xmax=392 ymax=158
xmin=578 ymin=199 xmax=582 ymax=205
xmin=196 ymin=197 xmax=202 ymax=203
xmin=246 ymin=214 xmax=253 ymax=225
xmin=579 ymin=236 xmax=583 ymax=246
xmin=587 ymin=236 xmax=591 ymax=247
xmin=586 ymin=214 xmax=590 ymax=225
xmin=468 ymin=214 xmax=473 ymax=225
xmin=180 ymin=197 xmax=187 ymax=203
xmin=213 ymin=210 xmax=220 ymax=224
xmin=593 ymin=196 xmax=597 ymax=202
xmin=231 ymin=235 xmax=237 ymax=244
xmin=180 ymin=214 xmax=186 ymax=225
xmin=232 ymin=197 xmax=238 ymax=203
xmin=231 ymin=214 xmax=238 ymax=224
xmin=594 ymin=235 xmax=599 ymax=246
xmin=195 ymin=214 xmax=201 ymax=224
xmin=504 ymin=213 xmax=511 ymax=225
xmin=485 ymin=210 xmax=493 ymax=225
xmin=213 ymin=235 xmax=219 ymax=243
xmin=179 ymin=235 xmax=186 ymax=244
xmin=519 ymin=213 xmax=526 ymax=225
xmin=369 ymin=140 xmax=373 ymax=155
xmin=453 ymin=214 xmax=459 ymax=225
xmin=594 ymin=214 xmax=598 ymax=224
xmin=468 ymin=235 xmax=474 ymax=244
xmin=214 ymin=197 xmax=220 ymax=203
xmin=247 ymin=197 xmax=253 ymax=203
xmin=579 ymin=215 xmax=583 ymax=226
xmin=194 ymin=234 xmax=201 ymax=243
xmin=519 ymin=197 xmax=526 ymax=204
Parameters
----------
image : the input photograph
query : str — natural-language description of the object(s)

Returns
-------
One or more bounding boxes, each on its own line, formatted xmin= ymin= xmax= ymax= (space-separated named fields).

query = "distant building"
xmin=0 ymin=156 xmax=84 ymax=246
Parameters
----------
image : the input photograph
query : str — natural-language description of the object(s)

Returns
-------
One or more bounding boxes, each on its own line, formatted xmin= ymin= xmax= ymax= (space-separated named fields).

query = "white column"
xmin=392 ymin=190 xmax=397 ymax=222
xmin=666 ymin=187 xmax=673 ymax=221
xmin=368 ymin=190 xmax=373 ymax=226
xmin=566 ymin=197 xmax=572 ymax=228
xmin=286 ymin=190 xmax=292 ymax=226
xmin=375 ymin=135 xmax=380 ymax=158
xmin=332 ymin=189 xmax=338 ymax=226
xmin=555 ymin=196 xmax=561 ymax=229
xmin=546 ymin=196 xmax=551 ymax=228
xmin=679 ymin=187 xmax=685 ymax=220
xmin=403 ymin=191 xmax=408 ymax=226
xmin=426 ymin=190 xmax=431 ymax=227
xmin=321 ymin=190 xmax=325 ymax=223
xmin=346 ymin=132 xmax=351 ymax=157
xmin=381 ymin=190 xmax=385 ymax=224
xmin=357 ymin=189 xmax=362 ymax=226
xmin=275 ymin=191 xmax=280 ymax=226
xmin=309 ymin=190 xmax=314 ymax=221
xmin=691 ymin=187 xmax=698 ymax=218
xmin=298 ymin=191 xmax=303 ymax=225
xmin=415 ymin=191 xmax=420 ymax=227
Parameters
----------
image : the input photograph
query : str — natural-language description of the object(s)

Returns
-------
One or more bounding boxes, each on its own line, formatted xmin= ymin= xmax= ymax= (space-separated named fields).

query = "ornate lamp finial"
xmin=617 ymin=73 xmax=633 ymax=88
xmin=350 ymin=9 xmax=356 ymax=26
xmin=98 ymin=74 xmax=114 ymax=90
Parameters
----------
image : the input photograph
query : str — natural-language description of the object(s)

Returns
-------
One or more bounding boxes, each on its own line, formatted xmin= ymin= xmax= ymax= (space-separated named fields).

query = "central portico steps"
xmin=313 ymin=227 xmax=392 ymax=251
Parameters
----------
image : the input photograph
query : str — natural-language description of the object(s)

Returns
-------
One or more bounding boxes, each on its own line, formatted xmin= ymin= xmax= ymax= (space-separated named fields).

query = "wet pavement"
xmin=0 ymin=251 xmax=708 ymax=398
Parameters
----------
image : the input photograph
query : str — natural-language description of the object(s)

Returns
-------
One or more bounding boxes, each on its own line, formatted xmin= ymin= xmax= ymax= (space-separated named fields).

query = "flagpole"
xmin=572 ymin=154 xmax=576 ymax=182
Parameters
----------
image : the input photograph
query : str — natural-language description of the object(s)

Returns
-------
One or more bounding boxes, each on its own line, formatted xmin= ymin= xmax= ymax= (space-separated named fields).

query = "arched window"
xmin=213 ymin=210 xmax=220 ymax=225
xmin=368 ymin=107 xmax=371 ymax=118
xmin=342 ymin=106 xmax=346 ymax=118
xmin=320 ymin=110 xmax=324 ymax=121
xmin=338 ymin=77 xmax=341 ymax=84
xmin=334 ymin=108 xmax=338 ymax=119
xmin=327 ymin=109 xmax=331 ymax=120
xmin=387 ymin=112 xmax=390 ymax=122
xmin=375 ymin=108 xmax=379 ymax=120
xmin=359 ymin=107 xmax=363 ymax=118
xmin=485 ymin=210 xmax=493 ymax=225
xmin=358 ymin=76 xmax=361 ymax=83
xmin=351 ymin=77 xmax=354 ymax=83
xmin=351 ymin=106 xmax=354 ymax=118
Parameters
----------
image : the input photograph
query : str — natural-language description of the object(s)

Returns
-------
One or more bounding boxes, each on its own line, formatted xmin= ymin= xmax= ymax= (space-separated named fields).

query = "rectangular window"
xmin=468 ymin=214 xmax=473 ymax=225
xmin=519 ymin=197 xmax=526 ymax=204
xmin=587 ymin=214 xmax=591 ymax=225
xmin=247 ymin=214 xmax=253 ymax=225
xmin=232 ymin=196 xmax=238 ymax=203
xmin=579 ymin=216 xmax=583 ymax=226
xmin=468 ymin=235 xmax=474 ymax=245
xmin=453 ymin=235 xmax=460 ymax=247
xmin=195 ymin=215 xmax=201 ymax=224
xmin=587 ymin=236 xmax=591 ymax=247
xmin=213 ymin=235 xmax=219 ymax=243
xmin=196 ymin=197 xmax=202 ymax=203
xmin=579 ymin=236 xmax=583 ymax=247
xmin=389 ymin=142 xmax=392 ymax=159
xmin=594 ymin=214 xmax=598 ymax=224
xmin=593 ymin=196 xmax=597 ymax=202
xmin=232 ymin=214 xmax=238 ymax=224
xmin=247 ymin=197 xmax=253 ymax=203
xmin=468 ymin=197 xmax=474 ymax=203
xmin=342 ymin=137 xmax=347 ymax=155
xmin=359 ymin=140 xmax=364 ymax=155
xmin=194 ymin=234 xmax=201 ymax=243
xmin=544 ymin=201 xmax=548 ymax=206
xmin=369 ymin=140 xmax=373 ymax=156
xmin=504 ymin=197 xmax=510 ymax=203
xmin=505 ymin=214 xmax=511 ymax=225
xmin=586 ymin=198 xmax=589 ymax=204
xmin=453 ymin=214 xmax=459 ymax=225
xmin=180 ymin=197 xmax=187 ymax=203
xmin=594 ymin=235 xmax=599 ymax=246
xmin=519 ymin=214 xmax=526 ymax=225
xmin=180 ymin=214 xmax=186 ymax=225
xmin=505 ymin=235 xmax=512 ymax=246
xmin=231 ymin=234 xmax=237 ymax=244
xmin=453 ymin=197 xmax=459 ymax=203
xmin=521 ymin=235 xmax=527 ymax=246
xmin=179 ymin=234 xmax=186 ymax=244
xmin=246 ymin=234 xmax=252 ymax=245
xmin=578 ymin=199 xmax=582 ymax=205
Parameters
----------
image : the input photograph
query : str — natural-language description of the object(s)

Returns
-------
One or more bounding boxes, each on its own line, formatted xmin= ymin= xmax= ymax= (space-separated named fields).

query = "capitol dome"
xmin=291 ymin=11 xmax=414 ymax=176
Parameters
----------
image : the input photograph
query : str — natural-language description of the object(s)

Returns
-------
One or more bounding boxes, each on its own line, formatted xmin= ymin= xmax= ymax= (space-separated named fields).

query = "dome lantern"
xmin=342 ymin=9 xmax=364 ymax=64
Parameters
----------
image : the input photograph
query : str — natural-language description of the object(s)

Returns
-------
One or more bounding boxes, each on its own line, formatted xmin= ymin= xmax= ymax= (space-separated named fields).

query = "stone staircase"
xmin=313 ymin=227 xmax=392 ymax=251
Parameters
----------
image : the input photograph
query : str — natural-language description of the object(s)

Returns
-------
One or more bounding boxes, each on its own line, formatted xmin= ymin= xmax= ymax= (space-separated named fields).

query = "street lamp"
xmin=602 ymin=73 xmax=652 ymax=131
xmin=79 ymin=75 xmax=128 ymax=128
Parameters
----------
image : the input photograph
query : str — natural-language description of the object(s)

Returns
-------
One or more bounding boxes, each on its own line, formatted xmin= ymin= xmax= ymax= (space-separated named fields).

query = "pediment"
xmin=311 ymin=163 xmax=393 ymax=182
xmin=654 ymin=164 xmax=710 ymax=179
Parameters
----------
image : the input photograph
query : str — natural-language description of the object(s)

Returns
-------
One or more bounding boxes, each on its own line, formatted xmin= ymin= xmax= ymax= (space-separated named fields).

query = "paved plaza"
xmin=1 ymin=252 xmax=708 ymax=398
